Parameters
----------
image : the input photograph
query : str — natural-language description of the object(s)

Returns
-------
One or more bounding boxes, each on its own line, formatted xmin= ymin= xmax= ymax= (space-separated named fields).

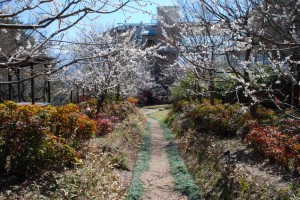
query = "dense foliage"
xmin=0 ymin=101 xmax=96 ymax=178
xmin=168 ymin=100 xmax=300 ymax=198
xmin=171 ymin=99 xmax=271 ymax=137
xmin=168 ymin=99 xmax=300 ymax=174
xmin=246 ymin=124 xmax=300 ymax=173
xmin=0 ymin=99 xmax=137 ymax=179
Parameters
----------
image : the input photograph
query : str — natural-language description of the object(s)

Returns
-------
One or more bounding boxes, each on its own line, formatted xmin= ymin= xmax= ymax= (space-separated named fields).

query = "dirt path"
xmin=140 ymin=110 xmax=187 ymax=200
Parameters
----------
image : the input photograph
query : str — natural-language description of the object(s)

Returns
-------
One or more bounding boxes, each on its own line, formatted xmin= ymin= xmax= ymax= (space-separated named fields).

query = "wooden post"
xmin=48 ymin=78 xmax=51 ymax=103
xmin=30 ymin=64 xmax=35 ymax=105
xmin=43 ymin=65 xmax=47 ymax=102
xmin=45 ymin=64 xmax=51 ymax=103
xmin=8 ymin=70 xmax=12 ymax=101
xmin=17 ymin=68 xmax=21 ymax=102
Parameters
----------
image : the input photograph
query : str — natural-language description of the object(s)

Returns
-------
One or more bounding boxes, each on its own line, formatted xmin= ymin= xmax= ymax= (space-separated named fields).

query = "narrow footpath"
xmin=140 ymin=110 xmax=187 ymax=200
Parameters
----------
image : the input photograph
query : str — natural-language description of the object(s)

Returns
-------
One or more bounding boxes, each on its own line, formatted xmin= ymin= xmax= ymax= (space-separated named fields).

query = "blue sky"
xmin=96 ymin=0 xmax=176 ymax=25
xmin=15 ymin=0 xmax=176 ymax=40
xmin=62 ymin=0 xmax=176 ymax=39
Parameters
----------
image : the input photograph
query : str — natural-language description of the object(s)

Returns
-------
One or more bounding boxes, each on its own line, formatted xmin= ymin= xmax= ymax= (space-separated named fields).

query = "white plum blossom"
xmin=26 ymin=41 xmax=32 ymax=49
xmin=59 ymin=27 xmax=158 ymax=110
xmin=15 ymin=32 xmax=21 ymax=41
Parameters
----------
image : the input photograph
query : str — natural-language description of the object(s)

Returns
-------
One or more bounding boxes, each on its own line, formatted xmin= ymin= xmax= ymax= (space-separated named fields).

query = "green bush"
xmin=170 ymin=72 xmax=199 ymax=102
xmin=191 ymin=101 xmax=251 ymax=137
xmin=170 ymin=100 xmax=279 ymax=137
xmin=256 ymin=105 xmax=278 ymax=121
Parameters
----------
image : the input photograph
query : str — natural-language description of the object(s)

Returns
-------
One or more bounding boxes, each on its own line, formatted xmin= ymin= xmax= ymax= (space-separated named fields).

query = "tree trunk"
xmin=116 ymin=84 xmax=121 ymax=101
xmin=250 ymin=103 xmax=259 ymax=120
xmin=291 ymin=82 xmax=295 ymax=110
xmin=76 ymin=86 xmax=80 ymax=103
xmin=194 ymin=80 xmax=202 ymax=103
xmin=70 ymin=89 xmax=73 ymax=103
xmin=209 ymin=70 xmax=215 ymax=105
xmin=96 ymin=97 xmax=105 ymax=114
xmin=243 ymin=48 xmax=259 ymax=119
xmin=244 ymin=48 xmax=251 ymax=82
xmin=296 ymin=85 xmax=300 ymax=108
xmin=96 ymin=91 xmax=107 ymax=114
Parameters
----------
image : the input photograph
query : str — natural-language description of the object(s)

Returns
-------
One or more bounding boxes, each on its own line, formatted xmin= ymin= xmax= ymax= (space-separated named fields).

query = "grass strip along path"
xmin=127 ymin=108 xmax=201 ymax=200
xmin=126 ymin=123 xmax=152 ymax=199
xmin=160 ymin=122 xmax=202 ymax=200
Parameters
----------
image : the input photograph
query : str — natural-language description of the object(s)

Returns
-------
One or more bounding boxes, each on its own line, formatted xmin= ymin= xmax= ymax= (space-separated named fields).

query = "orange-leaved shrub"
xmin=49 ymin=104 xmax=96 ymax=143
xmin=80 ymin=99 xmax=136 ymax=121
xmin=79 ymin=99 xmax=138 ymax=136
xmin=101 ymin=101 xmax=136 ymax=121
xmin=126 ymin=96 xmax=139 ymax=106
xmin=0 ymin=101 xmax=96 ymax=179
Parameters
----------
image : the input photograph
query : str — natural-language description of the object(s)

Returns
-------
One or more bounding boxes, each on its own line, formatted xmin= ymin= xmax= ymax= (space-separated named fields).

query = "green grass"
xmin=126 ymin=122 xmax=152 ymax=200
xmin=147 ymin=109 xmax=171 ymax=121
xmin=143 ymin=104 xmax=172 ymax=109
xmin=159 ymin=121 xmax=202 ymax=200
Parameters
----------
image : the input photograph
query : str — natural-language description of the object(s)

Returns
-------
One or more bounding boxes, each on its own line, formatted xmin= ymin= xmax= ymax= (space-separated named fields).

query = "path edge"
xmin=159 ymin=121 xmax=202 ymax=200
xmin=126 ymin=122 xmax=152 ymax=200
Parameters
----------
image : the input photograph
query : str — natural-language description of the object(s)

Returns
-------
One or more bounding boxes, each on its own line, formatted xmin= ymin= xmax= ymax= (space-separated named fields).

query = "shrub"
xmin=101 ymin=101 xmax=135 ymax=121
xmin=96 ymin=112 xmax=119 ymax=123
xmin=170 ymin=72 xmax=200 ymax=102
xmin=96 ymin=118 xmax=114 ymax=136
xmin=93 ymin=101 xmax=138 ymax=136
xmin=278 ymin=118 xmax=300 ymax=135
xmin=126 ymin=96 xmax=138 ymax=106
xmin=76 ymin=114 xmax=97 ymax=139
xmin=173 ymin=99 xmax=197 ymax=113
xmin=256 ymin=105 xmax=278 ymax=121
xmin=80 ymin=99 xmax=137 ymax=122
xmin=245 ymin=125 xmax=300 ymax=173
xmin=48 ymin=104 xmax=96 ymax=143
xmin=182 ymin=101 xmax=251 ymax=137
xmin=171 ymin=100 xmax=278 ymax=137
xmin=79 ymin=98 xmax=97 ymax=118
xmin=0 ymin=102 xmax=95 ymax=178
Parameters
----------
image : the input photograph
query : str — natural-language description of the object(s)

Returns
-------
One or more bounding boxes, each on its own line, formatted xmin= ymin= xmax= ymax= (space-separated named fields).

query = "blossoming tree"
xmin=0 ymin=0 xmax=151 ymax=104
xmin=164 ymin=0 xmax=300 ymax=118
xmin=61 ymin=26 xmax=160 ymax=112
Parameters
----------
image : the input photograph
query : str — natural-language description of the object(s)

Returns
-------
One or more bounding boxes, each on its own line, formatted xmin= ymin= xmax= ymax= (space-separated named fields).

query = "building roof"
xmin=141 ymin=26 xmax=160 ymax=36
xmin=0 ymin=54 xmax=53 ymax=68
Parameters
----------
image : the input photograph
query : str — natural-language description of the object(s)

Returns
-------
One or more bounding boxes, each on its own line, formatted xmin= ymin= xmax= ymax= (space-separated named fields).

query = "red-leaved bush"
xmin=96 ymin=118 xmax=114 ymax=136
xmin=245 ymin=125 xmax=300 ymax=173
